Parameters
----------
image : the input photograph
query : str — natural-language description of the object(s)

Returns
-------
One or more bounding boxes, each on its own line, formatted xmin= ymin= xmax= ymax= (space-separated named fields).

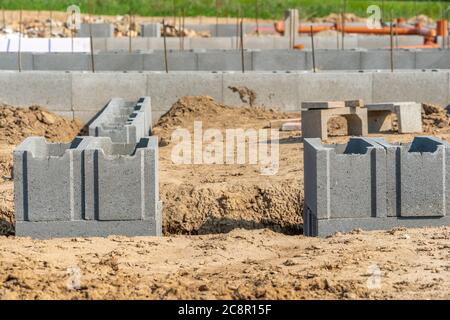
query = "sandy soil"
xmin=0 ymin=98 xmax=449 ymax=299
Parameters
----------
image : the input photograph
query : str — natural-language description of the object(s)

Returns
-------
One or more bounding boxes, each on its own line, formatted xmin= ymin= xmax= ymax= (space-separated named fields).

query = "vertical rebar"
xmin=310 ymin=26 xmax=316 ymax=73
xmin=182 ymin=7 xmax=185 ymax=51
xmin=71 ymin=9 xmax=76 ymax=54
xmin=240 ymin=19 xmax=244 ymax=73
xmin=341 ymin=0 xmax=346 ymax=50
xmin=215 ymin=0 xmax=219 ymax=37
xmin=390 ymin=13 xmax=394 ymax=73
xmin=89 ymin=2 xmax=95 ymax=73
xmin=49 ymin=10 xmax=53 ymax=36
xmin=255 ymin=0 xmax=260 ymax=36
xmin=163 ymin=19 xmax=169 ymax=73
xmin=236 ymin=6 xmax=240 ymax=49
xmin=18 ymin=10 xmax=22 ymax=72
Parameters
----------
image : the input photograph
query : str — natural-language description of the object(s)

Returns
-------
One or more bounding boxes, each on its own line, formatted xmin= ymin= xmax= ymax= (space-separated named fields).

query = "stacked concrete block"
xmin=141 ymin=23 xmax=161 ymax=37
xmin=301 ymin=101 xmax=368 ymax=139
xmin=304 ymin=137 xmax=450 ymax=237
xmin=78 ymin=23 xmax=114 ymax=38
xmin=14 ymin=135 xmax=161 ymax=239
xmin=89 ymin=97 xmax=152 ymax=144
xmin=366 ymin=102 xmax=423 ymax=133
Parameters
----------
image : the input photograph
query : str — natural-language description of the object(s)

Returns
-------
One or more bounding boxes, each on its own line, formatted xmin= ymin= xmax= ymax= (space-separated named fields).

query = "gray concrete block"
xmin=74 ymin=111 xmax=97 ymax=124
xmin=141 ymin=23 xmax=161 ymax=37
xmin=223 ymin=72 xmax=299 ymax=111
xmin=415 ymin=50 xmax=450 ymax=69
xmin=32 ymin=53 xmax=90 ymax=71
xmin=306 ymin=50 xmax=361 ymax=70
xmin=143 ymin=50 xmax=197 ymax=71
xmin=0 ymin=52 xmax=33 ymax=70
xmin=89 ymin=97 xmax=152 ymax=143
xmin=304 ymin=137 xmax=387 ymax=229
xmin=375 ymin=137 xmax=450 ymax=218
xmin=360 ymin=49 xmax=416 ymax=69
xmin=372 ymin=71 xmax=449 ymax=106
xmin=0 ymin=71 xmax=73 ymax=111
xmin=94 ymin=52 xmax=145 ymax=71
xmin=252 ymin=50 xmax=306 ymax=71
xmin=316 ymin=36 xmax=358 ymax=50
xmin=298 ymin=72 xmax=373 ymax=104
xmin=149 ymin=38 xmax=187 ymax=50
xmin=106 ymin=38 xmax=149 ymax=51
xmin=71 ymin=72 xmax=147 ymax=111
xmin=240 ymin=37 xmax=275 ymax=50
xmin=14 ymin=137 xmax=87 ymax=222
xmin=197 ymin=50 xmax=252 ymax=71
xmin=78 ymin=23 xmax=114 ymax=38
xmin=190 ymin=38 xmax=233 ymax=49
xmin=83 ymin=136 xmax=160 ymax=224
xmin=14 ymin=136 xmax=161 ymax=238
xmin=147 ymin=72 xmax=223 ymax=112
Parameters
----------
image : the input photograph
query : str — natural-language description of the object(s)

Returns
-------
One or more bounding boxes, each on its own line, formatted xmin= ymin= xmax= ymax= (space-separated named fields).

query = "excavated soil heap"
xmin=0 ymin=105 xmax=83 ymax=234
xmin=154 ymin=96 xmax=303 ymax=235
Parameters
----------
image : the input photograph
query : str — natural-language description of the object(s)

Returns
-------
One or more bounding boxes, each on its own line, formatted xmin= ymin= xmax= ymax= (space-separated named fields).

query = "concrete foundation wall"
xmin=0 ymin=70 xmax=448 ymax=125
xmin=2 ymin=49 xmax=450 ymax=72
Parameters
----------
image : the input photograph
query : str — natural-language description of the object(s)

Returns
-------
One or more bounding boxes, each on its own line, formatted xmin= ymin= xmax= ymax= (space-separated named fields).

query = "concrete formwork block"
xmin=78 ymin=23 xmax=114 ymax=38
xmin=252 ymin=50 xmax=306 ymax=71
xmin=148 ymin=38 xmax=188 ymax=50
xmin=106 ymin=38 xmax=149 ymax=51
xmin=141 ymin=23 xmax=161 ymax=37
xmin=316 ymin=36 xmax=358 ymax=50
xmin=360 ymin=50 xmax=416 ymax=69
xmin=372 ymin=71 xmax=449 ymax=106
xmin=32 ymin=53 xmax=90 ymax=71
xmin=0 ymin=71 xmax=73 ymax=111
xmin=14 ymin=136 xmax=161 ymax=239
xmin=71 ymin=72 xmax=147 ymax=111
xmin=190 ymin=38 xmax=233 ymax=49
xmin=94 ymin=52 xmax=145 ymax=71
xmin=303 ymin=137 xmax=387 ymax=236
xmin=306 ymin=50 xmax=361 ymax=70
xmin=238 ymin=37 xmax=275 ymax=50
xmin=298 ymin=72 xmax=373 ymax=104
xmin=83 ymin=137 xmax=160 ymax=226
xmin=223 ymin=72 xmax=299 ymax=111
xmin=91 ymin=38 xmax=107 ymax=51
xmin=89 ymin=97 xmax=152 ymax=143
xmin=143 ymin=50 xmax=197 ymax=71
xmin=301 ymin=106 xmax=368 ymax=139
xmin=0 ymin=53 xmax=33 ymax=70
xmin=197 ymin=50 xmax=253 ymax=71
xmin=375 ymin=137 xmax=450 ymax=218
xmin=14 ymin=137 xmax=87 ymax=223
xmin=415 ymin=50 xmax=450 ymax=69
xmin=366 ymin=102 xmax=423 ymax=133
xmin=146 ymin=72 xmax=223 ymax=112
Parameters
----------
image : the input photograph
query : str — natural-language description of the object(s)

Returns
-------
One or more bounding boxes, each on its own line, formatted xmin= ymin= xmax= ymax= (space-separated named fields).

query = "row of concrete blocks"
xmin=89 ymin=97 xmax=152 ymax=144
xmin=304 ymin=137 xmax=450 ymax=237
xmin=14 ymin=97 xmax=161 ymax=239
xmin=77 ymin=23 xmax=269 ymax=38
xmin=2 ymin=70 xmax=449 ymax=126
xmin=0 ymin=35 xmax=424 ymax=53
xmin=2 ymin=49 xmax=450 ymax=72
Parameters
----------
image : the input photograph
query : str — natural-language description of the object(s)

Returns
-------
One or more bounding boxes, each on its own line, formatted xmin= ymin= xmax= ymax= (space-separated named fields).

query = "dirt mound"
xmin=153 ymin=96 xmax=294 ymax=143
xmin=0 ymin=105 xmax=83 ymax=229
xmin=0 ymin=105 xmax=84 ymax=145
xmin=422 ymin=103 xmax=449 ymax=133
xmin=154 ymin=96 xmax=302 ymax=235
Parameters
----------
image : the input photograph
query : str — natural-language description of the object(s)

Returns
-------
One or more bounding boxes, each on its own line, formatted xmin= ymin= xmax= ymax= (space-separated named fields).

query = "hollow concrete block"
xmin=32 ymin=53 xmax=91 ymax=71
xmin=143 ymin=50 xmax=197 ymax=71
xmin=89 ymin=97 xmax=152 ymax=143
xmin=197 ymin=50 xmax=253 ymax=71
xmin=14 ymin=136 xmax=161 ymax=239
xmin=252 ymin=50 xmax=306 ymax=71
xmin=141 ymin=23 xmax=161 ymax=37
xmin=94 ymin=52 xmax=145 ymax=71
xmin=360 ymin=50 xmax=416 ymax=70
xmin=375 ymin=137 xmax=450 ymax=218
xmin=304 ymin=137 xmax=387 ymax=236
